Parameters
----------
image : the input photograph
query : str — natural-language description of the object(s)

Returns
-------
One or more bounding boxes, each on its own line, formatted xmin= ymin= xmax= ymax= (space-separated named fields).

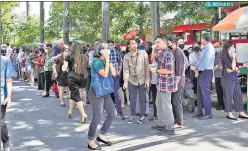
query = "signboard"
xmin=206 ymin=2 xmax=234 ymax=7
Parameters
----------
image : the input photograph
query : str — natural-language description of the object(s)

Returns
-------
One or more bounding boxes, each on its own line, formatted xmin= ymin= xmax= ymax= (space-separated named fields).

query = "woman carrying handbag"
xmin=87 ymin=41 xmax=117 ymax=150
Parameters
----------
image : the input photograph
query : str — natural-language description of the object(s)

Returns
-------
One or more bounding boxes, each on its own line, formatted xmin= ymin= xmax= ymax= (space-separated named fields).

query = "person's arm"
xmin=175 ymin=51 xmax=184 ymax=77
xmin=157 ymin=52 xmax=173 ymax=75
xmin=5 ymin=58 xmax=16 ymax=105
xmin=118 ymin=52 xmax=123 ymax=74
xmin=98 ymin=55 xmax=110 ymax=78
xmin=144 ymin=52 xmax=150 ymax=85
xmin=231 ymin=53 xmax=236 ymax=71
xmin=123 ymin=55 xmax=129 ymax=88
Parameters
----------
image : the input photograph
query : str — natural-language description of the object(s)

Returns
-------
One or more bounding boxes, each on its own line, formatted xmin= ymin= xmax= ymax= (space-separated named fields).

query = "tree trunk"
xmin=102 ymin=1 xmax=109 ymax=41
xmin=63 ymin=1 xmax=70 ymax=45
xmin=150 ymin=2 xmax=156 ymax=42
xmin=0 ymin=1 xmax=2 ymax=46
xmin=40 ymin=2 xmax=44 ymax=44
xmin=151 ymin=2 xmax=160 ymax=42
xmin=26 ymin=2 xmax=29 ymax=17
xmin=155 ymin=2 xmax=160 ymax=37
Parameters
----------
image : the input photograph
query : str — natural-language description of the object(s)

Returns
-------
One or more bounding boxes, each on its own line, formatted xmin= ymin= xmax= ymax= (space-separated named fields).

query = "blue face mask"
xmin=215 ymin=48 xmax=221 ymax=53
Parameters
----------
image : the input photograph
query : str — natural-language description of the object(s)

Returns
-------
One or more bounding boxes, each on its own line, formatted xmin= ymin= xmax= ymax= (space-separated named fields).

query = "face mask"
xmin=215 ymin=48 xmax=221 ymax=53
xmin=109 ymin=46 xmax=115 ymax=50
xmin=228 ymin=49 xmax=235 ymax=55
xmin=168 ymin=45 xmax=173 ymax=50
xmin=179 ymin=44 xmax=184 ymax=49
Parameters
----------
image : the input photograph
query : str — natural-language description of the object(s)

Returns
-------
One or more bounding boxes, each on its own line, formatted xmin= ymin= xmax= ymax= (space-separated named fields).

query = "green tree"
xmin=15 ymin=17 xmax=40 ymax=46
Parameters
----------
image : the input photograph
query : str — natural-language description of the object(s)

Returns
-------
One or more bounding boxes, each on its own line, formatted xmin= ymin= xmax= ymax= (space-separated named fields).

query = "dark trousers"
xmin=221 ymin=79 xmax=244 ymax=112
xmin=1 ymin=105 xmax=9 ymax=144
xmin=172 ymin=87 xmax=184 ymax=125
xmin=196 ymin=70 xmax=213 ymax=116
xmin=38 ymin=72 xmax=45 ymax=90
xmin=150 ymin=84 xmax=157 ymax=117
xmin=128 ymin=82 xmax=147 ymax=116
xmin=44 ymin=71 xmax=52 ymax=93
xmin=190 ymin=70 xmax=197 ymax=94
xmin=215 ymin=78 xmax=224 ymax=107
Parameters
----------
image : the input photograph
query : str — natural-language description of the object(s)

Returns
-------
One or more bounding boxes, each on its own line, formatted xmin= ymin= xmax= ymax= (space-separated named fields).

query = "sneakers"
xmin=157 ymin=129 xmax=175 ymax=136
xmin=117 ymin=113 xmax=126 ymax=120
xmin=148 ymin=116 xmax=158 ymax=122
xmin=137 ymin=116 xmax=145 ymax=124
xmin=128 ymin=116 xmax=136 ymax=124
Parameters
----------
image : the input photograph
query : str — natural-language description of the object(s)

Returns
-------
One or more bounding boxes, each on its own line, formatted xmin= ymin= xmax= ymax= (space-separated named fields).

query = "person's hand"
xmin=231 ymin=53 xmax=236 ymax=59
xmin=150 ymin=67 xmax=157 ymax=73
xmin=214 ymin=65 xmax=218 ymax=70
xmin=117 ymin=71 xmax=121 ymax=76
xmin=5 ymin=97 xmax=12 ymax=107
xmin=226 ymin=68 xmax=233 ymax=73
xmin=105 ymin=54 xmax=110 ymax=62
xmin=145 ymin=82 xmax=150 ymax=87
xmin=123 ymin=82 xmax=128 ymax=90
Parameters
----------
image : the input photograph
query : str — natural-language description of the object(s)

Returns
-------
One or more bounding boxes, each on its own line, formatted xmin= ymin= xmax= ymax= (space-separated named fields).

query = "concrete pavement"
xmin=4 ymin=80 xmax=248 ymax=151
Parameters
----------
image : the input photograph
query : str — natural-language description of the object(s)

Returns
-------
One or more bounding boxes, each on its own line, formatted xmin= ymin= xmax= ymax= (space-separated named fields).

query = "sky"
xmin=13 ymin=2 xmax=52 ymax=21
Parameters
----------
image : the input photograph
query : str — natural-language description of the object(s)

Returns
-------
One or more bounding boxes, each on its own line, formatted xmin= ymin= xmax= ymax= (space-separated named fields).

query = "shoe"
xmin=199 ymin=115 xmax=212 ymax=120
xmin=79 ymin=114 xmax=88 ymax=123
xmin=42 ymin=92 xmax=49 ymax=98
xmin=86 ymin=101 xmax=90 ymax=104
xmin=174 ymin=124 xmax=183 ymax=129
xmin=151 ymin=125 xmax=165 ymax=131
xmin=192 ymin=113 xmax=203 ymax=118
xmin=128 ymin=116 xmax=136 ymax=124
xmin=60 ymin=104 xmax=66 ymax=107
xmin=88 ymin=144 xmax=102 ymax=150
xmin=226 ymin=115 xmax=237 ymax=120
xmin=117 ymin=113 xmax=125 ymax=120
xmin=239 ymin=115 xmax=248 ymax=119
xmin=216 ymin=106 xmax=225 ymax=110
xmin=137 ymin=116 xmax=145 ymax=124
xmin=96 ymin=136 xmax=112 ymax=146
xmin=157 ymin=129 xmax=175 ymax=136
xmin=148 ymin=116 xmax=158 ymax=122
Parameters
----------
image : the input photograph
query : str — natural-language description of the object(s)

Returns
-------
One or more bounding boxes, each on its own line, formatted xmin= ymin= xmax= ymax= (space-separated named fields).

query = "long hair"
xmin=70 ymin=43 xmax=83 ymax=75
xmin=221 ymin=41 xmax=232 ymax=56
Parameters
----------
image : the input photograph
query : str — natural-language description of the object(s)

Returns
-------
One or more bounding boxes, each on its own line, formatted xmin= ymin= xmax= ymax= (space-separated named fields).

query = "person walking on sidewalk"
xmin=214 ymin=42 xmax=225 ymax=110
xmin=108 ymin=40 xmax=125 ymax=120
xmin=88 ymin=41 xmax=117 ymax=150
xmin=123 ymin=39 xmax=150 ymax=124
xmin=1 ymin=50 xmax=16 ymax=151
xmin=150 ymin=35 xmax=177 ymax=136
xmin=66 ymin=43 xmax=88 ymax=123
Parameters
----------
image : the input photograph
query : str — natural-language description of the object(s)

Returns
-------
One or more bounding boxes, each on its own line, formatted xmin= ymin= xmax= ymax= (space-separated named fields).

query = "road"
xmin=5 ymin=80 xmax=248 ymax=151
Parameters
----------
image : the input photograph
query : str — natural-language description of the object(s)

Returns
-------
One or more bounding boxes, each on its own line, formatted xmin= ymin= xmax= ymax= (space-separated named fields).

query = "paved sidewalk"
xmin=5 ymin=81 xmax=248 ymax=151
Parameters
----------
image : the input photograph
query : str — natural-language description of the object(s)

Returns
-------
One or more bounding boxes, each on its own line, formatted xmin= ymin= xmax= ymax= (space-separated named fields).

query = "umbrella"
xmin=213 ymin=6 xmax=248 ymax=33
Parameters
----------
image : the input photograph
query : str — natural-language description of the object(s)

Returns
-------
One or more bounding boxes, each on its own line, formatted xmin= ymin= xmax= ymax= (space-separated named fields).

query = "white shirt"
xmin=189 ymin=52 xmax=199 ymax=71
xmin=17 ymin=50 xmax=24 ymax=63
xmin=6 ymin=46 xmax=13 ymax=58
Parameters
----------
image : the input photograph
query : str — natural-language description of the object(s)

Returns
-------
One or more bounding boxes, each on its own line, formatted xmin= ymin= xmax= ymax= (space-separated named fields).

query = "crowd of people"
xmin=1 ymin=33 xmax=248 ymax=150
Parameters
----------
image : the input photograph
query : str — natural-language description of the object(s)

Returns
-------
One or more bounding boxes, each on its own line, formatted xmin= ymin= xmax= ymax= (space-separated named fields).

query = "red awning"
xmin=173 ymin=23 xmax=212 ymax=32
